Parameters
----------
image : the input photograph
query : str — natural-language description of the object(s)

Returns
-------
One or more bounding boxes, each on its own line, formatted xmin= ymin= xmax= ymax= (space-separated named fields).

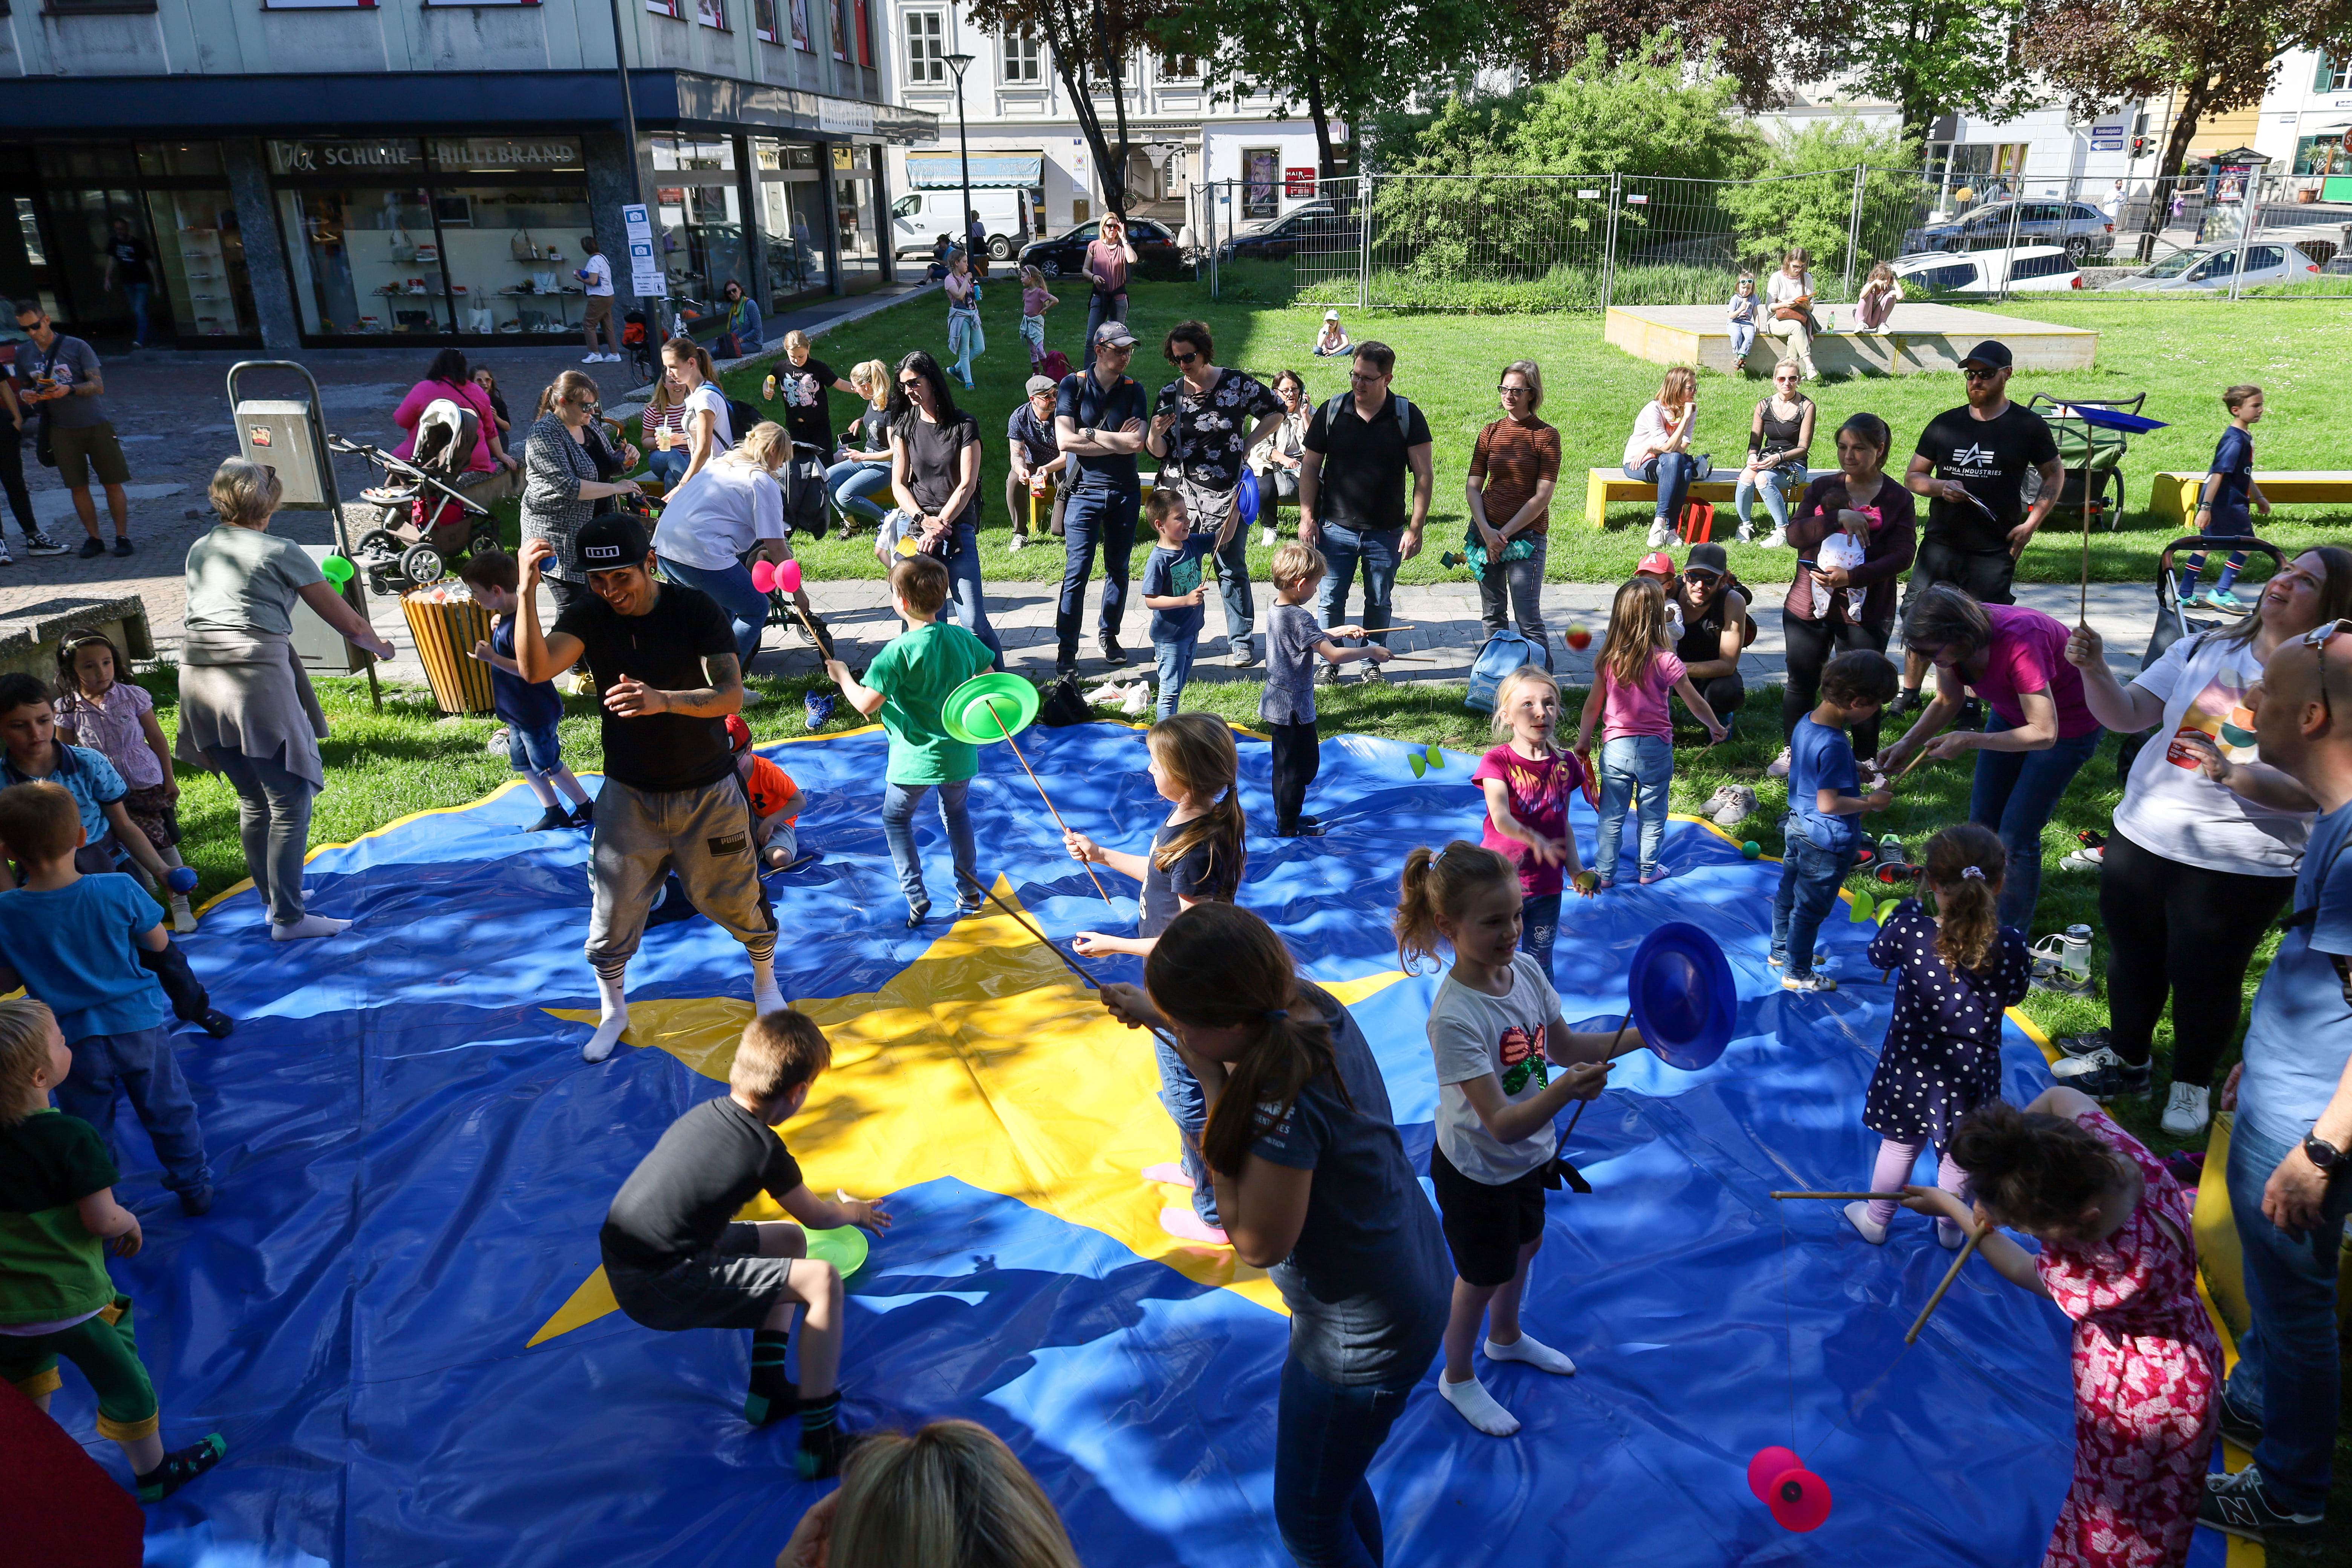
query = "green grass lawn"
xmin=714 ymin=284 xmax=2352 ymax=590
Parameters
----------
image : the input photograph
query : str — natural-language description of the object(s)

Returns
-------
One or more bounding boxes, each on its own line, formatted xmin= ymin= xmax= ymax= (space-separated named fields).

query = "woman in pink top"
xmin=391 ymin=349 xmax=513 ymax=476
xmin=1573 ymin=577 xmax=1727 ymax=886
xmin=1879 ymin=585 xmax=2103 ymax=932
xmin=1080 ymin=214 xmax=1139 ymax=360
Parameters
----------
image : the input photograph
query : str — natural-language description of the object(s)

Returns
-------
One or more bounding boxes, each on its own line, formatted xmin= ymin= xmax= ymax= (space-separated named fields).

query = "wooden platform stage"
xmin=1603 ymin=302 xmax=2097 ymax=377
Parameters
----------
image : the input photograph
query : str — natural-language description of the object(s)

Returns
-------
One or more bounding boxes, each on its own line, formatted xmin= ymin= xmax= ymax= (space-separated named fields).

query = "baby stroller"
xmin=326 ymin=400 xmax=505 ymax=595
xmin=2024 ymin=392 xmax=2143 ymax=530
xmin=2112 ymin=531 xmax=2286 ymax=781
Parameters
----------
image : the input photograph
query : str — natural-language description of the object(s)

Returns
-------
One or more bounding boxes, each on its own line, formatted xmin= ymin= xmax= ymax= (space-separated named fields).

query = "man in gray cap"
xmin=1895 ymin=338 xmax=2061 ymax=710
xmin=1052 ymin=319 xmax=1149 ymax=674
xmin=1005 ymin=373 xmax=1069 ymax=549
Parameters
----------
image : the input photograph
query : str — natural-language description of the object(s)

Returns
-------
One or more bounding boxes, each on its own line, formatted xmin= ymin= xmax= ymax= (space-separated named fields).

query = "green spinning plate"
xmin=942 ymin=671 xmax=1041 ymax=745
xmin=804 ymin=1223 xmax=870 ymax=1277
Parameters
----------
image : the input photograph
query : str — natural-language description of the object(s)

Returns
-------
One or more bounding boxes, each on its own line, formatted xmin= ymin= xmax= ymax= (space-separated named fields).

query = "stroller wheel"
xmin=357 ymin=527 xmax=403 ymax=562
xmin=400 ymin=543 xmax=446 ymax=586
xmin=468 ymin=531 xmax=502 ymax=561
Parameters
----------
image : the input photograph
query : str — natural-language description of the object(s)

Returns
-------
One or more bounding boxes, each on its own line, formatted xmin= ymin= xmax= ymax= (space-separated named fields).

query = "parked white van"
xmin=891 ymin=189 xmax=1035 ymax=260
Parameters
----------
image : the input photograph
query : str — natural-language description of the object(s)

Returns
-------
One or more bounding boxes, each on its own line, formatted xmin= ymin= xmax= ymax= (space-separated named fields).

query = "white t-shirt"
xmin=581 ymin=253 xmax=614 ymax=296
xmin=1430 ymin=952 xmax=1563 ymax=1184
xmin=683 ymin=382 xmax=732 ymax=450
xmin=2113 ymin=628 xmax=2310 ymax=876
xmin=652 ymin=460 xmax=786 ymax=571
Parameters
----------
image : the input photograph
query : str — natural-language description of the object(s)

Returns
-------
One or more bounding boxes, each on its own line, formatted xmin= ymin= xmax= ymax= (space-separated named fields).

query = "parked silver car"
xmin=1904 ymin=200 xmax=2116 ymax=262
xmin=2103 ymin=241 xmax=2328 ymax=291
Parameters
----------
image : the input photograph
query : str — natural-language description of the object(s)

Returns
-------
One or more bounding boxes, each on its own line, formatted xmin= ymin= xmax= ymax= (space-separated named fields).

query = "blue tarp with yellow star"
xmin=66 ymin=722 xmax=2241 ymax=1568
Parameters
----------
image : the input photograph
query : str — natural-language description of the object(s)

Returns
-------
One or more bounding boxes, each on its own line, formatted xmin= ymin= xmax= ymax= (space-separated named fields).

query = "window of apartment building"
xmin=905 ymin=11 xmax=945 ymax=83
xmin=256 ymin=0 xmax=381 ymax=10
xmin=787 ymin=0 xmax=810 ymax=48
xmin=696 ymin=0 xmax=727 ymax=26
xmin=2316 ymin=57 xmax=2352 ymax=92
xmin=851 ymin=0 xmax=873 ymax=64
xmin=1159 ymin=54 xmax=1197 ymax=81
xmin=753 ymin=0 xmax=777 ymax=41
xmin=1001 ymin=28 xmax=1041 ymax=83
xmin=646 ymin=0 xmax=683 ymax=18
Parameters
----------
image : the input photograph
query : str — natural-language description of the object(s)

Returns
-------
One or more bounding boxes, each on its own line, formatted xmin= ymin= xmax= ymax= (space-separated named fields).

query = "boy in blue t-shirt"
xmin=2178 ymin=383 xmax=2274 ymax=611
xmin=0 ymin=782 xmax=215 ymax=1213
xmin=1771 ymin=650 xmax=1897 ymax=993
xmin=1138 ymin=488 xmax=1212 ymax=719
xmin=463 ymin=551 xmax=593 ymax=831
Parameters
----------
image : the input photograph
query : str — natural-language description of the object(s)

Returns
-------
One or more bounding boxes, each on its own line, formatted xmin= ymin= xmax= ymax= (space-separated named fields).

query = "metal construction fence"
xmin=1182 ymin=167 xmax=2352 ymax=311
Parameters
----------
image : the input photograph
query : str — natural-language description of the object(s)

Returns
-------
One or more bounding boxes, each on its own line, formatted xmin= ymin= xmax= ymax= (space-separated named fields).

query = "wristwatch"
xmin=2305 ymin=1132 xmax=2344 ymax=1174
xmin=1081 ymin=426 xmax=1095 ymax=444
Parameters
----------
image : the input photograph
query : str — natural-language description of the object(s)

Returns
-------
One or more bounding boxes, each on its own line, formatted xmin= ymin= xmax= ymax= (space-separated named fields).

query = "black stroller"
xmin=326 ymin=398 xmax=506 ymax=595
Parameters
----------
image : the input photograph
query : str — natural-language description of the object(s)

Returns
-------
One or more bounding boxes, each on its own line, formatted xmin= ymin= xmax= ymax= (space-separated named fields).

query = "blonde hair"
xmin=722 ymin=420 xmax=791 ymax=470
xmin=1271 ymin=541 xmax=1326 ymax=593
xmin=0 ymin=998 xmax=57 ymax=1125
xmin=852 ymin=359 xmax=891 ymax=409
xmin=826 ymin=1419 xmax=1081 ymax=1568
xmin=1656 ymin=365 xmax=1697 ymax=412
xmin=1866 ymin=261 xmax=1895 ymax=285
xmin=1019 ymin=264 xmax=1044 ymax=288
xmin=783 ymin=329 xmax=812 ymax=355
xmin=1394 ymin=842 xmax=1518 ymax=974
xmin=209 ymin=456 xmax=283 ymax=528
xmin=730 ymin=1009 xmax=832 ymax=1102
xmin=1488 ymin=666 xmax=1563 ymax=743
xmin=1598 ymin=577 xmax=1670 ymax=690
xmin=1735 ymin=272 xmax=1756 ymax=292
xmin=1145 ymin=715 xmax=1246 ymax=882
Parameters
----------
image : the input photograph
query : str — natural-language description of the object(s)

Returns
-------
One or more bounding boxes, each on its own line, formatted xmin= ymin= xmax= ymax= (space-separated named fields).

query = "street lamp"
xmin=943 ymin=52 xmax=978 ymax=270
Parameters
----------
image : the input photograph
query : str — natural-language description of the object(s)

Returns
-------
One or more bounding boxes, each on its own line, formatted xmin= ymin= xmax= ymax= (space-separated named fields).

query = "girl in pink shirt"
xmin=1574 ymin=577 xmax=1727 ymax=886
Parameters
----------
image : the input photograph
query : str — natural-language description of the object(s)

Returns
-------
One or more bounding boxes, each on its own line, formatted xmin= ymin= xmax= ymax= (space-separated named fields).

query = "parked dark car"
xmin=1020 ymin=217 xmax=1186 ymax=281
xmin=1903 ymin=199 xmax=2115 ymax=262
xmin=1215 ymin=202 xmax=1355 ymax=263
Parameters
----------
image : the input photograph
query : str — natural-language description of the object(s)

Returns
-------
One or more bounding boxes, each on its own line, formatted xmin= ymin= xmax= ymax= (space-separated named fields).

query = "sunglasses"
xmin=2301 ymin=618 xmax=2352 ymax=727
xmin=1497 ymin=384 xmax=1530 ymax=396
xmin=898 ymin=377 xmax=925 ymax=389
xmin=1962 ymin=366 xmax=2001 ymax=381
xmin=1682 ymin=568 xmax=1721 ymax=583
xmin=1170 ymin=350 xmax=1200 ymax=365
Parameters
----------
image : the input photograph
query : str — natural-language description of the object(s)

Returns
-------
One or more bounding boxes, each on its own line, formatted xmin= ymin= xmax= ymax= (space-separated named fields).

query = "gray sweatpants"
xmin=204 ymin=745 xmax=318 ymax=927
xmin=586 ymin=775 xmax=777 ymax=979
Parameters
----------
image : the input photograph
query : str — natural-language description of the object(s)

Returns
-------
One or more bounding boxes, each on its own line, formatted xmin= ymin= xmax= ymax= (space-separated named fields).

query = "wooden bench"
xmin=2147 ymin=470 xmax=2352 ymax=528
xmin=1583 ymin=467 xmax=1835 ymax=530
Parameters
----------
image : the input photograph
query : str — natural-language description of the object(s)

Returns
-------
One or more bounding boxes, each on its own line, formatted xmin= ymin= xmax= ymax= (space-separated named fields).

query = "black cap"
xmin=574 ymin=513 xmax=652 ymax=575
xmin=1684 ymin=541 xmax=1729 ymax=577
xmin=1959 ymin=339 xmax=2012 ymax=371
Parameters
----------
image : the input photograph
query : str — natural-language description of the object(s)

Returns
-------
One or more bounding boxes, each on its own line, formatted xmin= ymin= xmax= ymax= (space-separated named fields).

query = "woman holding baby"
xmin=1770 ymin=410 xmax=1916 ymax=773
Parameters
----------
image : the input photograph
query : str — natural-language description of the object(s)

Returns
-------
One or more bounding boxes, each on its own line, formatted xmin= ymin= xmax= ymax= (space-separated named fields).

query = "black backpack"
xmin=724 ymin=394 xmax=764 ymax=450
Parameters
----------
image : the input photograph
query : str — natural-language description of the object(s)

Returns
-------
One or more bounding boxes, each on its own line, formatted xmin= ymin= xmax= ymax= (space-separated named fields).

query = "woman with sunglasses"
xmin=1732 ymin=360 xmax=1813 ymax=546
xmin=1144 ymin=320 xmax=1286 ymax=667
xmin=2052 ymin=550 xmax=2352 ymax=1133
xmin=887 ymin=350 xmax=1003 ymax=668
xmin=1249 ymin=371 xmax=1311 ymax=548
xmin=1877 ymin=586 xmax=2101 ymax=940
xmin=1464 ymin=360 xmax=1561 ymax=668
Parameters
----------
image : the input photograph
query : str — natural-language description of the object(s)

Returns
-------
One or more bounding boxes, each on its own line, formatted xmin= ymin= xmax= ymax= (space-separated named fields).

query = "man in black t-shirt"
xmin=1298 ymin=341 xmax=1434 ymax=673
xmin=1053 ymin=320 xmax=1150 ymax=674
xmin=1898 ymin=340 xmax=2063 ymax=706
xmin=516 ymin=515 xmax=780 ymax=1064
xmin=101 ymin=218 xmax=155 ymax=349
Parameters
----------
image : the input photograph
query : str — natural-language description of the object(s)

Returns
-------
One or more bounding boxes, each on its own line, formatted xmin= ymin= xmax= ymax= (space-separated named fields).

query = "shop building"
xmin=0 ymin=1 xmax=934 ymax=350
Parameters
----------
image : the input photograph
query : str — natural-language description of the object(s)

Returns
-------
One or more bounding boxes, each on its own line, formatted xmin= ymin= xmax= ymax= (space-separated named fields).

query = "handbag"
xmin=511 ymin=229 xmax=539 ymax=261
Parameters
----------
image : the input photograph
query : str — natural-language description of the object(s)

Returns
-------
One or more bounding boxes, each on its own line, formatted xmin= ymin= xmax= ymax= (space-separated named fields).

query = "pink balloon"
xmin=776 ymin=559 xmax=802 ymax=595
xmin=750 ymin=559 xmax=777 ymax=594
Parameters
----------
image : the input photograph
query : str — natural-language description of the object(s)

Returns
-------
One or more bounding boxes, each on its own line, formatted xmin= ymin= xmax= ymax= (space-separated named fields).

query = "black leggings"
xmin=1781 ymin=612 xmax=1892 ymax=760
xmin=0 ymin=428 xmax=33 ymax=541
xmin=2098 ymin=830 xmax=2293 ymax=1085
xmin=1269 ymin=719 xmax=1319 ymax=832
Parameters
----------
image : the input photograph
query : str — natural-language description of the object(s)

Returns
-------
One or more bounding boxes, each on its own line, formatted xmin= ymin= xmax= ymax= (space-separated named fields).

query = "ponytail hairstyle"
xmin=1394 ymin=841 xmax=1519 ymax=975
xmin=1922 ymin=822 xmax=2006 ymax=973
xmin=1598 ymin=576 xmax=1669 ymax=691
xmin=1146 ymin=905 xmax=1346 ymax=1177
xmin=1146 ymin=714 xmax=1246 ymax=888
xmin=1948 ymin=1099 xmax=2127 ymax=1235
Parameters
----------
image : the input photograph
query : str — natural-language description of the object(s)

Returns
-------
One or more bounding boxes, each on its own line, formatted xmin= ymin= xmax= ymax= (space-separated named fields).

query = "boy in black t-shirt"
xmin=599 ymin=1008 xmax=889 ymax=1479
xmin=515 ymin=516 xmax=780 ymax=1064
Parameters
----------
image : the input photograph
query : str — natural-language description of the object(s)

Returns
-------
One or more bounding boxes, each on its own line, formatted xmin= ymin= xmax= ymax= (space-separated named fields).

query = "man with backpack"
xmin=1297 ymin=341 xmax=1433 ymax=683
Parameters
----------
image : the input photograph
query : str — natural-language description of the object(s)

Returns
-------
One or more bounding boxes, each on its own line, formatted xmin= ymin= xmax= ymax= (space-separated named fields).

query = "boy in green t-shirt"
xmin=824 ymin=556 xmax=995 ymax=927
xmin=0 ymin=997 xmax=223 ymax=1502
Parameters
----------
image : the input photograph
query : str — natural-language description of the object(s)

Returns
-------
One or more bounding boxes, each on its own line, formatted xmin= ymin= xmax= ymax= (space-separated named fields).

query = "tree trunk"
xmin=2127 ymin=79 xmax=2211 ymax=262
xmin=1302 ymin=17 xmax=1337 ymax=181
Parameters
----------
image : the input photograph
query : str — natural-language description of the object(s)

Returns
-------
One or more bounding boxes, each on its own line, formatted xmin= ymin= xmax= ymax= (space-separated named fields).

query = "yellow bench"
xmin=1583 ymin=467 xmax=1833 ymax=530
xmin=2148 ymin=470 xmax=2352 ymax=527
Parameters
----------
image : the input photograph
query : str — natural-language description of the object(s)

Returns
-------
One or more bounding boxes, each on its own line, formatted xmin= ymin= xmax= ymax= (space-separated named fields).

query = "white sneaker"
xmin=1766 ymin=747 xmax=1792 ymax=779
xmin=2050 ymin=1046 xmax=2123 ymax=1082
xmin=169 ymin=895 xmax=197 ymax=934
xmin=1759 ymin=528 xmax=1788 ymax=550
xmin=582 ymin=353 xmax=605 ymax=363
xmin=2161 ymin=1082 xmax=2211 ymax=1138
xmin=22 ymin=531 xmax=66 ymax=557
xmin=1646 ymin=519 xmax=1674 ymax=548
xmin=1259 ymin=525 xmax=1277 ymax=548
xmin=2061 ymin=845 xmax=2103 ymax=871
xmin=0 ymin=548 xmax=12 ymax=565
xmin=1009 ymin=532 xmax=1025 ymax=551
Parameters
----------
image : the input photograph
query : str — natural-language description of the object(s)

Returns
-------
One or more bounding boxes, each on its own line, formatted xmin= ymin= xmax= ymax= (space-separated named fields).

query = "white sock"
xmin=1485 ymin=1332 xmax=1576 ymax=1376
xmin=1439 ymin=1374 xmax=1521 ymax=1437
xmin=583 ymin=972 xmax=629 ymax=1063
xmin=271 ymin=913 xmax=351 ymax=941
xmin=751 ymin=956 xmax=784 ymax=1016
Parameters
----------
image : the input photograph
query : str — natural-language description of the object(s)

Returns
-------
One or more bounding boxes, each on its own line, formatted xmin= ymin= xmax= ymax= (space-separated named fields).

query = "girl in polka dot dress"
xmin=1903 ymin=1089 xmax=2219 ymax=1568
xmin=1849 ymin=823 xmax=2030 ymax=1248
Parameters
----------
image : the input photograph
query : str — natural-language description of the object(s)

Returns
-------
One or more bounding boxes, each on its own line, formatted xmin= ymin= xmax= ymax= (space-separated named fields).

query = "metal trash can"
xmin=399 ymin=586 xmax=496 ymax=715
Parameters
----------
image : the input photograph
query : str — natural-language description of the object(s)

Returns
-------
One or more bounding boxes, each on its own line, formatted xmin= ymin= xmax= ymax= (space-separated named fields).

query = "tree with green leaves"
xmin=964 ymin=0 xmax=1177 ymax=216
xmin=1804 ymin=0 xmax=2039 ymax=148
xmin=1719 ymin=121 xmax=1923 ymax=281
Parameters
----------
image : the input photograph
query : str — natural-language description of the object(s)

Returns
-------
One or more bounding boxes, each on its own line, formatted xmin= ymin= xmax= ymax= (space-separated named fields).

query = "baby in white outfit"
xmin=1812 ymin=517 xmax=1869 ymax=622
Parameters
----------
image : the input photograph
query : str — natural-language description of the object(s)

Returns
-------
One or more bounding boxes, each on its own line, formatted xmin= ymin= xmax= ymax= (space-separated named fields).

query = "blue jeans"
xmin=1081 ymin=291 xmax=1127 ymax=358
xmin=506 ymin=719 xmax=564 ymax=776
xmin=1153 ymin=637 xmax=1196 ymax=719
xmin=1728 ymin=320 xmax=1756 ymax=360
xmin=58 ymin=1024 xmax=210 ymax=1195
xmin=1770 ymin=827 xmax=1859 ymax=978
xmin=824 ymin=459 xmax=892 ymax=524
xmin=937 ymin=523 xmax=1004 ymax=668
xmin=657 ymin=554 xmax=767 ymax=669
xmin=1474 ymin=534 xmax=1549 ymax=662
xmin=2224 ymin=1116 xmax=2352 ymax=1515
xmin=880 ymin=778 xmax=977 ymax=915
xmin=947 ymin=305 xmax=983 ymax=381
xmin=1153 ymin=1032 xmax=1217 ymax=1225
xmin=1208 ymin=524 xmax=1255 ymax=646
xmin=1734 ymin=466 xmax=1800 ymax=533
xmin=1595 ymin=735 xmax=1671 ymax=880
xmin=1274 ymin=1356 xmax=1418 ymax=1568
xmin=1056 ymin=485 xmax=1138 ymax=651
xmin=1968 ymin=716 xmax=2101 ymax=933
xmin=1313 ymin=522 xmax=1402 ymax=648
xmin=1523 ymin=891 xmax=1560 ymax=981
xmin=646 ymin=448 xmax=691 ymax=489
xmin=125 ymin=282 xmax=151 ymax=345
xmin=1625 ymin=453 xmax=1698 ymax=526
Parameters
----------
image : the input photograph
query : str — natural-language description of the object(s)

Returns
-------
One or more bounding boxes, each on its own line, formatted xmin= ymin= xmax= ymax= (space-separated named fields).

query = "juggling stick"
xmin=1891 ymin=746 xmax=1939 ymax=784
xmin=979 ymin=695 xmax=1113 ymax=905
xmin=1905 ymin=1223 xmax=1987 ymax=1344
xmin=1770 ymin=1191 xmax=1907 ymax=1201
xmin=952 ymin=868 xmax=1178 ymax=1052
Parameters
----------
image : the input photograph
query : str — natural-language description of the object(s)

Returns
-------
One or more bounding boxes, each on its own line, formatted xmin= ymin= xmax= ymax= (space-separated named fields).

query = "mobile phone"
xmin=1796 ymin=559 xmax=1817 ymax=572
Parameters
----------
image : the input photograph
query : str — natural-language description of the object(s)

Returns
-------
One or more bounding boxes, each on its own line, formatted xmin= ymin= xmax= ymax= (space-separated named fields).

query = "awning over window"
xmin=907 ymin=155 xmax=1043 ymax=189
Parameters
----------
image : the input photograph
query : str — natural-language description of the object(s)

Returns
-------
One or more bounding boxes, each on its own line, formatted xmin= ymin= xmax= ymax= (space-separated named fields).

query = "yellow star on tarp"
xmin=527 ymin=876 xmax=1409 ymax=1345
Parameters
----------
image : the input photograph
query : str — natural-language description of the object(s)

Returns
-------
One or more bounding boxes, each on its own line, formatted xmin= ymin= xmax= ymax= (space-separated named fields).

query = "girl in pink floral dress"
xmin=1904 ymin=1085 xmax=2220 ymax=1567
